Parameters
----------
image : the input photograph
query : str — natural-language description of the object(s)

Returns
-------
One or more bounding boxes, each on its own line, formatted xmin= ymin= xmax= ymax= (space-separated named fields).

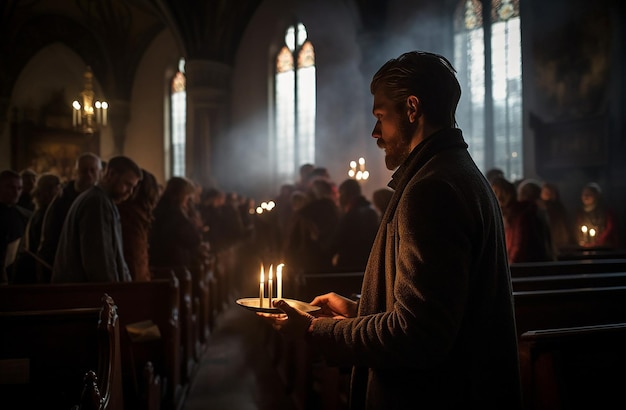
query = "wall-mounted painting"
xmin=12 ymin=124 xmax=99 ymax=182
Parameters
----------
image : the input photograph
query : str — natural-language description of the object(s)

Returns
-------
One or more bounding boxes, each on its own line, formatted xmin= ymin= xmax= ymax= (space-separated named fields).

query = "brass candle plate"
xmin=236 ymin=298 xmax=321 ymax=314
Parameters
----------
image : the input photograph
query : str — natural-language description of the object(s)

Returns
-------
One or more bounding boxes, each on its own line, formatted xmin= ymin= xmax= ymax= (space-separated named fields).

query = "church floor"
xmin=182 ymin=301 xmax=298 ymax=410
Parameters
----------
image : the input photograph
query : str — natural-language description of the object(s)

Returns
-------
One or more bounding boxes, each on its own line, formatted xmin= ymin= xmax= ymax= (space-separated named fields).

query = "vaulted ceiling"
xmin=0 ymin=0 xmax=386 ymax=103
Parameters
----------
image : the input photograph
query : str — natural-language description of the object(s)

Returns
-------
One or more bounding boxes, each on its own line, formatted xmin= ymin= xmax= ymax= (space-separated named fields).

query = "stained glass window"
xmin=170 ymin=58 xmax=186 ymax=177
xmin=454 ymin=0 xmax=522 ymax=180
xmin=274 ymin=23 xmax=316 ymax=183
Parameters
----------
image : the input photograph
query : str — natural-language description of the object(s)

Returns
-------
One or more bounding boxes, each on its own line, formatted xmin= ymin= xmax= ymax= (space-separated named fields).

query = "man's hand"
xmin=256 ymin=299 xmax=315 ymax=340
xmin=310 ymin=292 xmax=358 ymax=319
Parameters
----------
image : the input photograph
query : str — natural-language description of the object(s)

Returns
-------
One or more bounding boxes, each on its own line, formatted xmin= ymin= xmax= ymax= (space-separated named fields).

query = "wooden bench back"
xmin=512 ymin=271 xmax=626 ymax=292
xmin=519 ymin=323 xmax=626 ymax=410
xmin=513 ymin=285 xmax=626 ymax=335
xmin=0 ymin=296 xmax=122 ymax=410
xmin=510 ymin=258 xmax=626 ymax=277
xmin=0 ymin=279 xmax=180 ymax=410
xmin=151 ymin=266 xmax=197 ymax=382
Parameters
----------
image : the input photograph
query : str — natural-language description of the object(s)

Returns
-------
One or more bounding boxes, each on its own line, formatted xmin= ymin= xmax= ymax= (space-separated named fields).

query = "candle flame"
xmin=581 ymin=225 xmax=588 ymax=233
xmin=260 ymin=264 xmax=264 ymax=282
xmin=269 ymin=264 xmax=273 ymax=280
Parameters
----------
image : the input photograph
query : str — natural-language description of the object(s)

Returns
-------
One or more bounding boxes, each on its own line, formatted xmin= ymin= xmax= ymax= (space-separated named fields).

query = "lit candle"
xmin=268 ymin=264 xmax=273 ymax=307
xmin=102 ymin=102 xmax=108 ymax=126
xmin=581 ymin=225 xmax=588 ymax=234
xmin=589 ymin=228 xmax=596 ymax=239
xmin=95 ymin=101 xmax=101 ymax=124
xmin=259 ymin=265 xmax=264 ymax=308
xmin=277 ymin=263 xmax=284 ymax=299
xmin=72 ymin=101 xmax=80 ymax=127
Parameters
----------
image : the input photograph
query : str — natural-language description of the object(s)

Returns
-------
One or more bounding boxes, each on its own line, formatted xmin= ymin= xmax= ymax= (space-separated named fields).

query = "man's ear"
xmin=406 ymin=96 xmax=420 ymax=123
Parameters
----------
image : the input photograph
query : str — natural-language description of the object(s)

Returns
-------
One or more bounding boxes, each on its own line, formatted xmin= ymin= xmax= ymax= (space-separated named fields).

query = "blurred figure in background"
xmin=540 ymin=182 xmax=576 ymax=253
xmin=18 ymin=168 xmax=37 ymax=211
xmin=491 ymin=176 xmax=554 ymax=263
xmin=118 ymin=169 xmax=160 ymax=281
xmin=372 ymin=187 xmax=393 ymax=219
xmin=575 ymin=182 xmax=619 ymax=248
xmin=38 ymin=152 xmax=102 ymax=280
xmin=330 ymin=179 xmax=379 ymax=271
xmin=0 ymin=170 xmax=26 ymax=284
xmin=149 ymin=176 xmax=205 ymax=270
xmin=485 ymin=167 xmax=505 ymax=184
xmin=12 ymin=173 xmax=61 ymax=283
xmin=283 ymin=178 xmax=339 ymax=274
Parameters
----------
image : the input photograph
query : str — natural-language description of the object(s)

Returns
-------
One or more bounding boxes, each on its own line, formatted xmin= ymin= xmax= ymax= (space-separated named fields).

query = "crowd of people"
xmin=1 ymin=155 xmax=622 ymax=285
xmin=261 ymin=165 xmax=384 ymax=276
xmin=0 ymin=150 xmax=395 ymax=285
xmin=486 ymin=168 xmax=621 ymax=264
xmin=0 ymin=155 xmax=246 ymax=285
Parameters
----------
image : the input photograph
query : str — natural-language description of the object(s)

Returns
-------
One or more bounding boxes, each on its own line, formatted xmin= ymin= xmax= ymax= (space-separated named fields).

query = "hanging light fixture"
xmin=72 ymin=66 xmax=108 ymax=133
xmin=348 ymin=157 xmax=370 ymax=181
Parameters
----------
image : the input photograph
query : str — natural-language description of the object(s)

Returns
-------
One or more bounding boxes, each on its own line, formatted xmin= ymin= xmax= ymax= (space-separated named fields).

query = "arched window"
xmin=454 ymin=0 xmax=522 ymax=180
xmin=170 ymin=58 xmax=186 ymax=177
xmin=274 ymin=23 xmax=316 ymax=183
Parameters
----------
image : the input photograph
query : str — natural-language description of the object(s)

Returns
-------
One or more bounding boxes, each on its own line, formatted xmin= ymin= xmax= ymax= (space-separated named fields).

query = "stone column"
xmin=107 ymin=99 xmax=130 ymax=156
xmin=184 ymin=59 xmax=231 ymax=188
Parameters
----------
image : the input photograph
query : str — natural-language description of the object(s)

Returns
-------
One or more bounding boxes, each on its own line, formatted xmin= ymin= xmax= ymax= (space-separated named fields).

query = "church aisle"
xmin=182 ymin=301 xmax=297 ymax=410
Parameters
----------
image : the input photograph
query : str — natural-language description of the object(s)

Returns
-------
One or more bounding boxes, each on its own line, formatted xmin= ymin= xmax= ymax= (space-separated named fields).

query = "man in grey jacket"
xmin=52 ymin=156 xmax=142 ymax=283
xmin=264 ymin=51 xmax=523 ymax=409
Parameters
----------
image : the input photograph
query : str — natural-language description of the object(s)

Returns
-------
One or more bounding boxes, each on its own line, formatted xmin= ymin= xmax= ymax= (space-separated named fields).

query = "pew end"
xmin=0 ymin=296 xmax=122 ymax=409
xmin=519 ymin=323 xmax=626 ymax=410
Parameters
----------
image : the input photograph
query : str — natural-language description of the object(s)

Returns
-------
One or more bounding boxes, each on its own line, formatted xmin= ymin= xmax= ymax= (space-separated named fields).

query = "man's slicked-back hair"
xmin=370 ymin=51 xmax=461 ymax=128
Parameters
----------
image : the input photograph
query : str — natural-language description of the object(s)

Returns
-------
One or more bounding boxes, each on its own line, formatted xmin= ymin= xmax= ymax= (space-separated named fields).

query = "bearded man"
xmin=262 ymin=51 xmax=523 ymax=409
xmin=52 ymin=156 xmax=142 ymax=283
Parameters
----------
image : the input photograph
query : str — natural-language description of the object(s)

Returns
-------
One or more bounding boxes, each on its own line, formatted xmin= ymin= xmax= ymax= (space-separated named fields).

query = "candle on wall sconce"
xmin=102 ymin=101 xmax=108 ymax=126
xmin=348 ymin=157 xmax=369 ymax=181
xmin=276 ymin=263 xmax=284 ymax=299
xmin=268 ymin=264 xmax=273 ymax=307
xmin=259 ymin=264 xmax=264 ymax=308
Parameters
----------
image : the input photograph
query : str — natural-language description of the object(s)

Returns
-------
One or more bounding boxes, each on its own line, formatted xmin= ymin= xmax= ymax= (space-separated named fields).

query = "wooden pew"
xmin=0 ymin=295 xmax=123 ymax=410
xmin=510 ymin=258 xmax=626 ymax=277
xmin=151 ymin=266 xmax=198 ymax=383
xmin=512 ymin=271 xmax=626 ymax=292
xmin=557 ymin=246 xmax=626 ymax=261
xmin=0 ymin=279 xmax=180 ymax=410
xmin=518 ymin=323 xmax=626 ymax=410
xmin=513 ymin=285 xmax=626 ymax=336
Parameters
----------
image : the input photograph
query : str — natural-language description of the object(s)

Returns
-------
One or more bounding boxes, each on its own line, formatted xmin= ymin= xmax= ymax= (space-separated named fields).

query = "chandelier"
xmin=348 ymin=157 xmax=369 ymax=181
xmin=72 ymin=66 xmax=108 ymax=133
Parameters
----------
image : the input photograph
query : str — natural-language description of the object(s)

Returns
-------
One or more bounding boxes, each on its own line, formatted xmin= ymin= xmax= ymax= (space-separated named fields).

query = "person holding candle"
xmin=260 ymin=51 xmax=522 ymax=409
xmin=574 ymin=182 xmax=620 ymax=249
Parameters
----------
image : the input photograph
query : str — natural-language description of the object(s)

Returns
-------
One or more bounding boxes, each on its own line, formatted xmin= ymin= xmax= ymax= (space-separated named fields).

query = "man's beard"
xmin=381 ymin=116 xmax=416 ymax=170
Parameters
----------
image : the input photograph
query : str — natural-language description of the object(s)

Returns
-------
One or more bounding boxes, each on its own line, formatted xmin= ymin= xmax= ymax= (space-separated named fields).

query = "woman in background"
xmin=149 ymin=176 xmax=205 ymax=270
xmin=491 ymin=176 xmax=554 ymax=263
xmin=118 ymin=169 xmax=160 ymax=281
xmin=575 ymin=182 xmax=619 ymax=248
